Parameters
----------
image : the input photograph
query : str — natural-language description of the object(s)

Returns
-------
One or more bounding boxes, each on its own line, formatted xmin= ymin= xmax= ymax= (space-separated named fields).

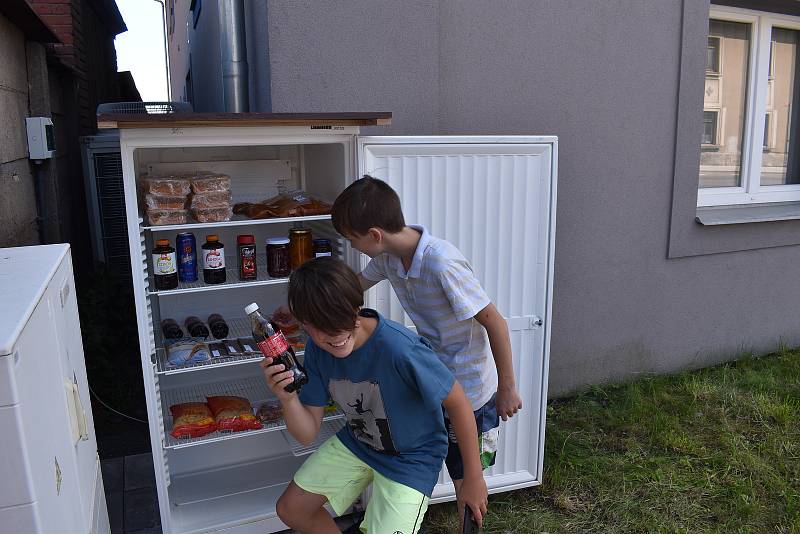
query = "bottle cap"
xmin=266 ymin=237 xmax=290 ymax=245
xmin=289 ymin=227 xmax=311 ymax=234
xmin=237 ymin=234 xmax=255 ymax=245
xmin=244 ymin=303 xmax=259 ymax=315
xmin=206 ymin=234 xmax=219 ymax=242
xmin=156 ymin=239 xmax=170 ymax=247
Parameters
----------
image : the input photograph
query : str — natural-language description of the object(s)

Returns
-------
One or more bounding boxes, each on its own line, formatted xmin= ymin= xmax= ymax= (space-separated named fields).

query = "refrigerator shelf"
xmin=147 ymin=254 xmax=291 ymax=296
xmin=282 ymin=418 xmax=345 ymax=456
xmin=156 ymin=317 xmax=306 ymax=375
xmin=142 ymin=213 xmax=332 ymax=232
xmin=161 ymin=376 xmax=343 ymax=450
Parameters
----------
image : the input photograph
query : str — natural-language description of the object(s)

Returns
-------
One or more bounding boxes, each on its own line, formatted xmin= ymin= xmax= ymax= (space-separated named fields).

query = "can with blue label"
xmin=176 ymin=232 xmax=198 ymax=282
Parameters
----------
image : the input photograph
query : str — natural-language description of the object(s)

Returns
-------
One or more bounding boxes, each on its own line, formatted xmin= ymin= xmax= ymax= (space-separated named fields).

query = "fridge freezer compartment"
xmin=156 ymin=317 xmax=306 ymax=375
xmin=169 ymin=453 xmax=306 ymax=533
xmin=161 ymin=376 xmax=342 ymax=449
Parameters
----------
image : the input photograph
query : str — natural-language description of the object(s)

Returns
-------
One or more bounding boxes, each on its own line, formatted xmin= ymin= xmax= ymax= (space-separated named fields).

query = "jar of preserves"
xmin=266 ymin=237 xmax=291 ymax=278
xmin=312 ymin=238 xmax=332 ymax=258
xmin=288 ymin=227 xmax=313 ymax=270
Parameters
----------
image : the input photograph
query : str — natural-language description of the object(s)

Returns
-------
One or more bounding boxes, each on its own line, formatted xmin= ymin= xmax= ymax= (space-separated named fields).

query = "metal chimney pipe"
xmin=219 ymin=0 xmax=249 ymax=112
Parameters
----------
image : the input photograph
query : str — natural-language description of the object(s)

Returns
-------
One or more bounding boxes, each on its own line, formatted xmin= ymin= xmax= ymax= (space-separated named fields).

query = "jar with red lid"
xmin=237 ymin=234 xmax=257 ymax=281
xmin=266 ymin=237 xmax=290 ymax=278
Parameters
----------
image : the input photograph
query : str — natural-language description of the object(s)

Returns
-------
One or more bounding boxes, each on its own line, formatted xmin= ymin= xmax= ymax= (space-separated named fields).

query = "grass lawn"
xmin=422 ymin=348 xmax=800 ymax=533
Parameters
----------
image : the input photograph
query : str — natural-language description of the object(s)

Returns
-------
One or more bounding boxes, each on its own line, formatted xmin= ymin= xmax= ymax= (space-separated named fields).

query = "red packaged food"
xmin=191 ymin=174 xmax=231 ymax=193
xmin=189 ymin=191 xmax=232 ymax=209
xmin=191 ymin=207 xmax=233 ymax=223
xmin=142 ymin=177 xmax=191 ymax=196
xmin=146 ymin=194 xmax=188 ymax=210
xmin=206 ymin=396 xmax=262 ymax=432
xmin=148 ymin=209 xmax=188 ymax=226
xmin=169 ymin=402 xmax=217 ymax=439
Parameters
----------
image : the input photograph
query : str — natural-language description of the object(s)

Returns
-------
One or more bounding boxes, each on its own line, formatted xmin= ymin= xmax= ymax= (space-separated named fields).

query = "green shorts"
xmin=294 ymin=435 xmax=430 ymax=534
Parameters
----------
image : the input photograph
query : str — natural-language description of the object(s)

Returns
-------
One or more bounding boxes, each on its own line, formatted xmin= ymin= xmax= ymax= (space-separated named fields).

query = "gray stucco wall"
xmin=0 ymin=12 xmax=39 ymax=247
xmin=255 ymin=0 xmax=800 ymax=396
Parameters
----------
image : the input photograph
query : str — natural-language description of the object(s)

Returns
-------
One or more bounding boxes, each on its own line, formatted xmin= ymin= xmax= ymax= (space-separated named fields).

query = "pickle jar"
xmin=288 ymin=227 xmax=313 ymax=270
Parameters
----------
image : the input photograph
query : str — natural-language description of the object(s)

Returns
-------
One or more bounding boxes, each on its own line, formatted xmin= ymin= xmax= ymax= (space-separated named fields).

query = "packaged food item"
xmin=185 ymin=316 xmax=210 ymax=338
xmin=313 ymin=239 xmax=332 ymax=258
xmin=233 ymin=202 xmax=273 ymax=220
xmin=170 ymin=402 xmax=217 ymax=439
xmin=147 ymin=209 xmax=188 ymax=226
xmin=145 ymin=194 xmax=187 ymax=210
xmin=223 ymin=339 xmax=243 ymax=355
xmin=166 ymin=338 xmax=211 ymax=367
xmin=192 ymin=206 xmax=233 ymax=223
xmin=232 ymin=191 xmax=332 ymax=220
xmin=189 ymin=191 xmax=232 ymax=209
xmin=255 ymin=399 xmax=283 ymax=424
xmin=152 ymin=239 xmax=178 ymax=290
xmin=271 ymin=306 xmax=300 ymax=334
xmin=237 ymin=337 xmax=258 ymax=353
xmin=202 ymin=235 xmax=226 ymax=284
xmin=324 ymin=398 xmax=338 ymax=414
xmin=142 ymin=177 xmax=191 ymax=196
xmin=206 ymin=396 xmax=262 ymax=432
xmin=208 ymin=342 xmax=228 ymax=358
xmin=161 ymin=318 xmax=183 ymax=340
xmin=266 ymin=237 xmax=291 ymax=278
xmin=208 ymin=313 xmax=229 ymax=339
xmin=289 ymin=227 xmax=313 ymax=270
xmin=191 ymin=174 xmax=231 ymax=194
xmin=237 ymin=235 xmax=257 ymax=280
xmin=285 ymin=333 xmax=306 ymax=352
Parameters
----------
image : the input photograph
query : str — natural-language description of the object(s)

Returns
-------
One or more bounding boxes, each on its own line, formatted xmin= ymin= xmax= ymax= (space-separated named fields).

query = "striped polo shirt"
xmin=362 ymin=226 xmax=498 ymax=410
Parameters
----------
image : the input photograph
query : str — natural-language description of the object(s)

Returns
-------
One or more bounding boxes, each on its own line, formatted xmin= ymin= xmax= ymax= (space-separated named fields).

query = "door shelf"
xmin=156 ymin=317 xmax=305 ymax=375
xmin=148 ymin=254 xmax=290 ymax=296
xmin=161 ymin=376 xmax=342 ymax=450
xmin=142 ymin=214 xmax=332 ymax=233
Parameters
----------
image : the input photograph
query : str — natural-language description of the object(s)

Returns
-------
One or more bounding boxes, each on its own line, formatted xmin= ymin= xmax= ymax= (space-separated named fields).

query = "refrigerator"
xmin=0 ymin=244 xmax=109 ymax=534
xmin=109 ymin=112 xmax=558 ymax=533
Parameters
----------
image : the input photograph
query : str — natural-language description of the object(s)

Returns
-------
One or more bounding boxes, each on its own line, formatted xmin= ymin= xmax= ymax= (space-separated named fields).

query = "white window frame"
xmin=699 ymin=6 xmax=800 ymax=207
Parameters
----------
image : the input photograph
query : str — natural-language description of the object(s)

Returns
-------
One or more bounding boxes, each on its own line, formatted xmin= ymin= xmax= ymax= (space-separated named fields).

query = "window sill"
xmin=695 ymin=201 xmax=800 ymax=225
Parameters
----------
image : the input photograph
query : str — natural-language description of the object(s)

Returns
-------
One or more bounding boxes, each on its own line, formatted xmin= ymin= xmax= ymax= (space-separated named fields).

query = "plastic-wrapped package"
xmin=255 ymin=399 xmax=283 ymax=425
xmin=142 ymin=177 xmax=191 ymax=196
xmin=146 ymin=194 xmax=187 ymax=210
xmin=169 ymin=402 xmax=217 ymax=439
xmin=206 ymin=396 xmax=262 ymax=432
xmin=166 ymin=338 xmax=211 ymax=367
xmin=189 ymin=191 xmax=232 ymax=209
xmin=191 ymin=174 xmax=231 ymax=193
xmin=148 ymin=209 xmax=188 ymax=226
xmin=191 ymin=206 xmax=233 ymax=223
xmin=232 ymin=191 xmax=331 ymax=219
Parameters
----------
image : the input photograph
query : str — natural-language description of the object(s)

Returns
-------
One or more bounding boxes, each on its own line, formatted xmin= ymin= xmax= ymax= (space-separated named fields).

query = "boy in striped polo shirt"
xmin=332 ymin=176 xmax=522 ymax=520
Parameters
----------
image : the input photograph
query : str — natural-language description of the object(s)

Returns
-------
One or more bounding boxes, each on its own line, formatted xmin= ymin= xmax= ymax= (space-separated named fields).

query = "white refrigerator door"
xmin=357 ymin=136 xmax=558 ymax=499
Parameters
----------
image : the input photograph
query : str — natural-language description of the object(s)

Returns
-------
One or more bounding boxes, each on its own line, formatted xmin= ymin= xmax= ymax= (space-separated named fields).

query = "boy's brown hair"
xmin=331 ymin=175 xmax=406 ymax=236
xmin=288 ymin=256 xmax=363 ymax=334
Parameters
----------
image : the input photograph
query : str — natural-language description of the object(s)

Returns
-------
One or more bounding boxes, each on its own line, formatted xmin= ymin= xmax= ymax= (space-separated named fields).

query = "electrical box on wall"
xmin=26 ymin=117 xmax=55 ymax=160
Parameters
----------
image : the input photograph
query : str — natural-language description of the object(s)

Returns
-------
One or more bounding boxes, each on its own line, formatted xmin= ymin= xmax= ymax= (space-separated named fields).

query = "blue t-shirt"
xmin=299 ymin=308 xmax=455 ymax=496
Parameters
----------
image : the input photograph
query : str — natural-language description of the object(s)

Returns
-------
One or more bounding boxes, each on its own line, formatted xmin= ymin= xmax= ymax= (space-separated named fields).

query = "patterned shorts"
xmin=443 ymin=394 xmax=500 ymax=480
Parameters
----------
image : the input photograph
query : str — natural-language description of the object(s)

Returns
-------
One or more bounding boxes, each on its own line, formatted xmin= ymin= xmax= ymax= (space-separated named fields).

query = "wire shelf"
xmin=155 ymin=317 xmax=306 ymax=375
xmin=142 ymin=214 xmax=332 ymax=232
xmin=282 ymin=418 xmax=345 ymax=456
xmin=148 ymin=253 xmax=291 ymax=296
xmin=161 ymin=376 xmax=343 ymax=450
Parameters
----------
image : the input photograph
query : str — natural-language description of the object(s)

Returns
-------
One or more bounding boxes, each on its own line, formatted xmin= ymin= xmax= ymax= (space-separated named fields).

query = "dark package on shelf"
xmin=255 ymin=399 xmax=283 ymax=424
xmin=223 ymin=339 xmax=244 ymax=355
xmin=169 ymin=402 xmax=217 ymax=439
xmin=206 ymin=396 xmax=262 ymax=432
xmin=208 ymin=342 xmax=228 ymax=358
xmin=166 ymin=337 xmax=211 ymax=367
xmin=237 ymin=337 xmax=258 ymax=354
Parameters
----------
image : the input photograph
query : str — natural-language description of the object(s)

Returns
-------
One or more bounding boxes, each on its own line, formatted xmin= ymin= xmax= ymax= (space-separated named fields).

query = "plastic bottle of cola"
xmin=245 ymin=303 xmax=308 ymax=393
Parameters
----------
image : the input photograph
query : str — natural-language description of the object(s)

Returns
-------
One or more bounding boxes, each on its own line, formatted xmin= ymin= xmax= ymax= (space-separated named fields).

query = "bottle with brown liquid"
xmin=152 ymin=239 xmax=178 ymax=290
xmin=245 ymin=302 xmax=307 ymax=393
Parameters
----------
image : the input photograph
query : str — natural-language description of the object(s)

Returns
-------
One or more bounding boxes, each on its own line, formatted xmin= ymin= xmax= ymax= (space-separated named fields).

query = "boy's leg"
xmin=285 ymin=435 xmax=373 ymax=531
xmin=276 ymin=482 xmax=338 ymax=534
xmin=444 ymin=395 xmax=500 ymax=522
xmin=360 ymin=470 xmax=430 ymax=534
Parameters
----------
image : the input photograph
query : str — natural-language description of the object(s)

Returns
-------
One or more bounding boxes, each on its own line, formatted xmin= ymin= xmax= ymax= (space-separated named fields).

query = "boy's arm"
xmin=475 ymin=303 xmax=522 ymax=420
xmin=358 ymin=273 xmax=379 ymax=292
xmin=442 ymin=381 xmax=489 ymax=527
xmin=260 ymin=358 xmax=324 ymax=445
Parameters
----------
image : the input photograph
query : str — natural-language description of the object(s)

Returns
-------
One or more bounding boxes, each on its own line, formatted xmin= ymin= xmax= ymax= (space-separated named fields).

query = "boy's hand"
xmin=458 ymin=472 xmax=488 ymax=528
xmin=260 ymin=357 xmax=297 ymax=402
xmin=496 ymin=384 xmax=522 ymax=420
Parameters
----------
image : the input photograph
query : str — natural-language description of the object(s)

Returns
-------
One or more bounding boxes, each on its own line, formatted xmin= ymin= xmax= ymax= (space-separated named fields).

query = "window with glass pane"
xmin=764 ymin=113 xmax=770 ymax=149
xmin=703 ymin=111 xmax=718 ymax=145
xmin=699 ymin=20 xmax=750 ymax=189
xmin=761 ymin=27 xmax=800 ymax=185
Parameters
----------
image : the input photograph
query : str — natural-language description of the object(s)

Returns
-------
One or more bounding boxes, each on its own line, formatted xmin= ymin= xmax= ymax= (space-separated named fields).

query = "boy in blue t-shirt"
xmin=261 ymin=257 xmax=488 ymax=533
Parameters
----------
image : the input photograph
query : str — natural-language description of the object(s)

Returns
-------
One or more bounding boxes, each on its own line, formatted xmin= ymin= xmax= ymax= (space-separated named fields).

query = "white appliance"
xmin=0 ymin=244 xmax=109 ymax=534
xmin=112 ymin=113 xmax=558 ymax=533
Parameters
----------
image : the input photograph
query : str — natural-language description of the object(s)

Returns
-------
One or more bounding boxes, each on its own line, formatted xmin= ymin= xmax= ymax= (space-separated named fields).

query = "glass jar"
xmin=237 ymin=234 xmax=257 ymax=281
xmin=313 ymin=238 xmax=332 ymax=258
xmin=266 ymin=237 xmax=291 ymax=278
xmin=288 ymin=227 xmax=313 ymax=270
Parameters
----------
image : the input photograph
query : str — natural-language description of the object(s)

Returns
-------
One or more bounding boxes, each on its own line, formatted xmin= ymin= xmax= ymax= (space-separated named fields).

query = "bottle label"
xmin=153 ymin=252 xmax=177 ymax=275
xmin=314 ymin=252 xmax=332 ymax=258
xmin=204 ymin=247 xmax=225 ymax=270
xmin=257 ymin=331 xmax=290 ymax=358
xmin=240 ymin=246 xmax=256 ymax=276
